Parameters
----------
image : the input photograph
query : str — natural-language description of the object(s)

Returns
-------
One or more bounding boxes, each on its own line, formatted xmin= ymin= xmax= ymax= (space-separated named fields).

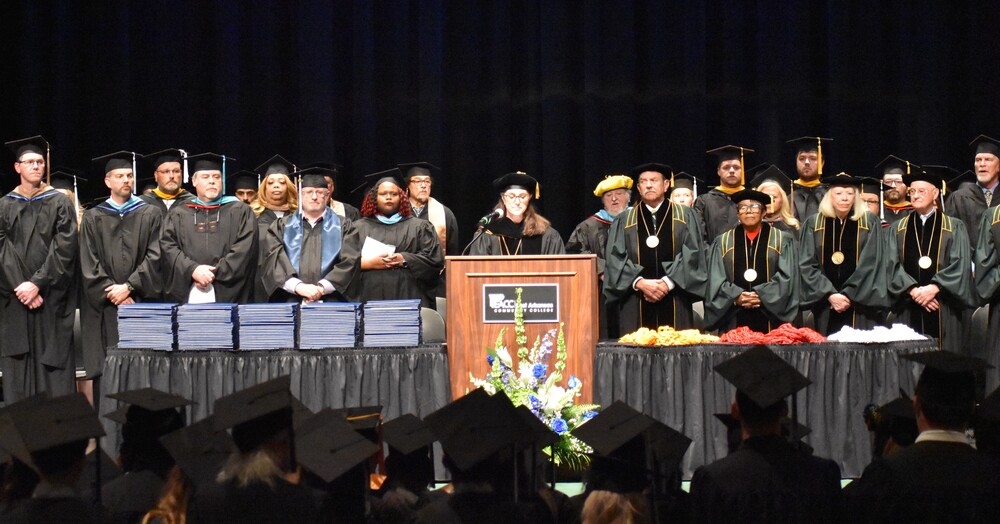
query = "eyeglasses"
xmin=156 ymin=168 xmax=182 ymax=175
xmin=737 ymin=204 xmax=763 ymax=213
xmin=409 ymin=178 xmax=432 ymax=187
xmin=883 ymin=179 xmax=904 ymax=187
xmin=907 ymin=188 xmax=935 ymax=196
xmin=503 ymin=193 xmax=530 ymax=202
xmin=862 ymin=198 xmax=880 ymax=205
xmin=301 ymin=189 xmax=329 ymax=198
xmin=17 ymin=159 xmax=45 ymax=167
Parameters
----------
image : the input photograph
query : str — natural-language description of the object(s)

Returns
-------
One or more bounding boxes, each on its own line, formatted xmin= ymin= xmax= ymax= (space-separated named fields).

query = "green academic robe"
xmin=704 ymin=223 xmax=799 ymax=332
xmin=973 ymin=206 xmax=1000 ymax=389
xmin=603 ymin=202 xmax=707 ymax=333
xmin=798 ymin=211 xmax=889 ymax=335
xmin=886 ymin=212 xmax=974 ymax=354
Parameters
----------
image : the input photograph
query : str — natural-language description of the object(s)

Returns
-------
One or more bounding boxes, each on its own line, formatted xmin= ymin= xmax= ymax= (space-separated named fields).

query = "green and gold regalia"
xmin=603 ymin=201 xmax=707 ymax=333
xmin=973 ymin=206 xmax=1000 ymax=389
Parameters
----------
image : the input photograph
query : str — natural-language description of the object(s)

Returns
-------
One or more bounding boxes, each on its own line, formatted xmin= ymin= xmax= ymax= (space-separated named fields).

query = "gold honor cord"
xmin=913 ymin=212 xmax=937 ymax=270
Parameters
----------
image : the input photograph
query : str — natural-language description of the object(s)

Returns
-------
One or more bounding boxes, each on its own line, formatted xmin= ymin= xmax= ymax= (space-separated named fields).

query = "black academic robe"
xmin=693 ymin=188 xmax=739 ymax=243
xmin=974 ymin=206 xmax=1000 ymax=390
xmin=331 ymin=199 xmax=361 ymax=221
xmin=886 ymin=212 xmax=974 ymax=354
xmin=101 ymin=469 xmax=165 ymax=524
xmin=704 ymin=223 xmax=799 ymax=332
xmin=0 ymin=495 xmax=97 ymax=524
xmin=689 ymin=435 xmax=842 ymax=524
xmin=253 ymin=208 xmax=291 ymax=302
xmin=257 ymin=208 xmax=289 ymax=232
xmin=139 ymin=190 xmax=195 ymax=216
xmin=791 ymin=182 xmax=828 ymax=224
xmin=843 ymin=440 xmax=1000 ymax=523
xmin=258 ymin=211 xmax=361 ymax=302
xmin=469 ymin=218 xmax=566 ymax=256
xmin=160 ymin=200 xmax=259 ymax=304
xmin=798 ymin=212 xmax=889 ymax=335
xmin=947 ymin=183 xmax=999 ymax=257
xmin=882 ymin=201 xmax=913 ymax=226
xmin=186 ymin=478 xmax=319 ymax=524
xmin=0 ymin=188 xmax=78 ymax=403
xmin=412 ymin=199 xmax=460 ymax=298
xmin=79 ymin=200 xmax=162 ymax=378
xmin=354 ymin=216 xmax=444 ymax=309
xmin=603 ymin=202 xmax=707 ymax=333
xmin=566 ymin=214 xmax=616 ymax=338
xmin=764 ymin=219 xmax=797 ymax=234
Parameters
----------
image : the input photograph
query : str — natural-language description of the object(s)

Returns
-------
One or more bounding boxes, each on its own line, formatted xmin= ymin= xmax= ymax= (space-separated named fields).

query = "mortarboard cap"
xmin=5 ymin=135 xmax=49 ymax=159
xmin=381 ymin=414 xmax=436 ymax=455
xmin=6 ymin=394 xmax=105 ymax=453
xmin=821 ymin=172 xmax=864 ymax=187
xmin=629 ymin=163 xmax=673 ymax=179
xmin=359 ymin=168 xmax=406 ymax=194
xmin=255 ymin=155 xmax=295 ymax=177
xmin=492 ymin=171 xmax=540 ymax=199
xmin=146 ymin=148 xmax=184 ymax=171
xmin=188 ymin=152 xmax=233 ymax=174
xmin=714 ymin=413 xmax=741 ymax=431
xmin=212 ymin=376 xmax=294 ymax=453
xmin=707 ymin=145 xmax=754 ymax=163
xmin=728 ymin=188 xmax=771 ymax=207
xmin=879 ymin=394 xmax=916 ymax=420
xmin=398 ymin=162 xmax=441 ymax=183
xmin=108 ymin=388 xmax=191 ymax=442
xmin=328 ymin=405 xmax=383 ymax=444
xmin=92 ymin=151 xmax=141 ymax=175
xmin=785 ymin=136 xmax=833 ymax=153
xmin=49 ymin=167 xmax=87 ymax=191
xmin=424 ymin=388 xmax=523 ymax=472
xmin=857 ymin=177 xmax=883 ymax=195
xmin=920 ymin=165 xmax=960 ymax=195
xmin=159 ymin=416 xmax=237 ymax=487
xmin=299 ymin=173 xmax=328 ymax=189
xmin=902 ymin=350 xmax=992 ymax=374
xmin=748 ymin=164 xmax=792 ymax=195
xmin=593 ymin=174 xmax=634 ymax=197
xmin=875 ymin=155 xmax=918 ymax=176
xmin=714 ymin=345 xmax=812 ymax=409
xmin=572 ymin=401 xmax=656 ymax=457
xmin=780 ymin=417 xmax=812 ymax=441
xmin=902 ymin=169 xmax=944 ymax=190
xmin=290 ymin=395 xmax=314 ymax=430
xmin=0 ymin=396 xmax=49 ymax=466
xmin=227 ymin=170 xmax=259 ymax=192
xmin=296 ymin=409 xmax=380 ymax=483
xmin=107 ymin=387 xmax=192 ymax=413
xmin=670 ymin=172 xmax=697 ymax=192
xmin=513 ymin=405 xmax=561 ymax=448
xmin=104 ymin=407 xmax=129 ymax=425
xmin=970 ymin=135 xmax=1000 ymax=158
xmin=948 ymin=170 xmax=977 ymax=191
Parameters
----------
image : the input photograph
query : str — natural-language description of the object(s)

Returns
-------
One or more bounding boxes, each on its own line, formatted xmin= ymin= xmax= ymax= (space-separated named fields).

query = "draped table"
xmin=593 ymin=340 xmax=934 ymax=479
xmin=99 ymin=345 xmax=451 ymax=453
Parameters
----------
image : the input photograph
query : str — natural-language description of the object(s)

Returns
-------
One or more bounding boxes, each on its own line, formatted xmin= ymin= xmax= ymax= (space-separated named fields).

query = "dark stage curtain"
xmin=2 ymin=2 xmax=998 ymax=245
xmin=594 ymin=340 xmax=933 ymax=479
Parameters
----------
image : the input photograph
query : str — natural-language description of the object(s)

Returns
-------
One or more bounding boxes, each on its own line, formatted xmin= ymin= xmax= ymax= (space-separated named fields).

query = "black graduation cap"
xmin=820 ymin=172 xmax=864 ymax=187
xmin=188 ymin=152 xmax=234 ymax=174
xmin=875 ymin=155 xmax=919 ymax=176
xmin=921 ymin=165 xmax=960 ymax=196
xmin=629 ymin=163 xmax=674 ymax=179
xmin=5 ymin=393 xmax=105 ymax=454
xmin=299 ymin=173 xmax=328 ymax=189
xmin=296 ymin=408 xmax=381 ymax=483
xmin=573 ymin=401 xmax=691 ymax=465
xmin=4 ymin=135 xmax=49 ymax=160
xmin=970 ymin=134 xmax=1000 ymax=158
xmin=902 ymin=350 xmax=992 ymax=374
xmin=492 ymin=171 xmax=540 ymax=199
xmin=255 ymin=154 xmax=295 ymax=177
xmin=424 ymin=388 xmax=523 ymax=472
xmin=159 ymin=416 xmax=237 ymax=487
xmin=0 ymin=400 xmax=46 ymax=467
xmin=49 ymin=167 xmax=87 ymax=191
xmin=145 ymin=148 xmax=190 ymax=184
xmin=107 ymin=387 xmax=192 ymax=412
xmin=212 ymin=376 xmax=294 ymax=453
xmin=227 ymin=170 xmax=259 ymax=192
xmin=353 ymin=168 xmax=406 ymax=196
xmin=92 ymin=151 xmax=141 ymax=175
xmin=398 ymin=162 xmax=441 ymax=183
xmin=857 ymin=176 xmax=883 ymax=195
xmin=299 ymin=162 xmax=344 ymax=180
xmin=103 ymin=407 xmax=130 ymax=425
xmin=381 ymin=414 xmax=436 ymax=455
xmin=780 ymin=417 xmax=812 ymax=441
xmin=707 ymin=145 xmax=754 ymax=163
xmin=513 ymin=405 xmax=561 ymax=448
xmin=903 ymin=169 xmax=944 ymax=190
xmin=728 ymin=188 xmax=771 ymax=207
xmin=108 ymin=388 xmax=191 ymax=443
xmin=670 ymin=172 xmax=697 ymax=192
xmin=748 ymin=164 xmax=792 ymax=195
xmin=786 ymin=136 xmax=833 ymax=153
xmin=948 ymin=170 xmax=977 ymax=191
xmin=878 ymin=394 xmax=916 ymax=420
xmin=714 ymin=345 xmax=812 ymax=409
xmin=290 ymin=395 xmax=315 ymax=430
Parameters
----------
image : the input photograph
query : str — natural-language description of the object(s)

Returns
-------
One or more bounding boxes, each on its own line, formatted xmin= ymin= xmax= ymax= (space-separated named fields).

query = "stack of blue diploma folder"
xmin=117 ymin=303 xmax=176 ymax=350
xmin=176 ymin=303 xmax=237 ymax=350
xmin=362 ymin=299 xmax=422 ymax=347
xmin=237 ymin=303 xmax=298 ymax=349
xmin=299 ymin=302 xmax=361 ymax=349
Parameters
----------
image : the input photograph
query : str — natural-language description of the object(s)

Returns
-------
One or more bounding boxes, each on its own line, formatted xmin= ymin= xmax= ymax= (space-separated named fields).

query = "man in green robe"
xmin=604 ymin=163 xmax=707 ymax=333
xmin=798 ymin=173 xmax=890 ymax=335
xmin=887 ymin=170 xmax=975 ymax=355
xmin=705 ymin=189 xmax=799 ymax=332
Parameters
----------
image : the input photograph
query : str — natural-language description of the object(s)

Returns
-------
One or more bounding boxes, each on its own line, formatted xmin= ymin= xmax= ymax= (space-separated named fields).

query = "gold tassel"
xmin=740 ymin=148 xmax=745 ymax=187
xmin=906 ymin=161 xmax=910 ymax=175
xmin=817 ymin=137 xmax=823 ymax=175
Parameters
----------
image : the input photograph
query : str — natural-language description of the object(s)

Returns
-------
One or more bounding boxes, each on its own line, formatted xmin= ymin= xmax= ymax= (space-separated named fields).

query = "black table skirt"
xmin=99 ymin=345 xmax=451 ymax=454
xmin=594 ymin=340 xmax=934 ymax=479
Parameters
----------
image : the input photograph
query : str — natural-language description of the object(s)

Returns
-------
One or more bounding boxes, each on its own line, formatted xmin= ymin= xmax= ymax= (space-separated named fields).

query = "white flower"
xmin=495 ymin=347 xmax=513 ymax=368
xmin=518 ymin=362 xmax=534 ymax=382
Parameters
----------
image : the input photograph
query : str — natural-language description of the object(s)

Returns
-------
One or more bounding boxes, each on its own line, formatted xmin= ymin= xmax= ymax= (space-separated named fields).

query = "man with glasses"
xmin=258 ymin=173 xmax=361 ymax=303
xmin=0 ymin=136 xmax=79 ymax=401
xmin=695 ymin=145 xmax=754 ymax=243
xmin=949 ymin=135 xmax=1000 ymax=258
xmin=140 ymin=148 xmax=195 ymax=214
xmin=79 ymin=151 xmax=162 ymax=379
xmin=604 ymin=163 xmax=707 ymax=333
xmin=160 ymin=153 xmax=259 ymax=304
xmin=399 ymin=162 xmax=458 ymax=298
xmin=877 ymin=155 xmax=917 ymax=227
xmin=704 ymin=189 xmax=800 ymax=332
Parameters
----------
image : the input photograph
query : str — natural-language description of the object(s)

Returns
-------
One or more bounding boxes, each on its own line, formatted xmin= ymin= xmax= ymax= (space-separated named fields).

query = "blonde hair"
xmin=250 ymin=174 xmax=299 ymax=217
xmin=492 ymin=199 xmax=552 ymax=236
xmin=581 ymin=490 xmax=651 ymax=524
xmin=216 ymin=448 xmax=284 ymax=488
xmin=757 ymin=181 xmax=800 ymax=231
xmin=817 ymin=185 xmax=866 ymax=221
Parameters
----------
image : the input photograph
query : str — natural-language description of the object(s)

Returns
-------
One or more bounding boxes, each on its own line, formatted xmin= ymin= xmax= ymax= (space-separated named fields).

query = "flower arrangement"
xmin=470 ymin=288 xmax=599 ymax=470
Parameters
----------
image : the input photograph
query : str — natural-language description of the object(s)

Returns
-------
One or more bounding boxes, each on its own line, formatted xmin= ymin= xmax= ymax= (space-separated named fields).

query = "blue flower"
xmin=582 ymin=411 xmax=598 ymax=422
xmin=529 ymin=395 xmax=542 ymax=410
xmin=551 ymin=417 xmax=569 ymax=434
xmin=532 ymin=363 xmax=547 ymax=379
xmin=567 ymin=376 xmax=581 ymax=389
xmin=487 ymin=354 xmax=495 ymax=365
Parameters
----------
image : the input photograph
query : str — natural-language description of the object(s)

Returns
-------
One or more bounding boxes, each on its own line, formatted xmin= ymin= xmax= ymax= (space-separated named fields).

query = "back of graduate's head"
xmin=30 ymin=440 xmax=89 ymax=482
xmin=915 ymin=368 xmax=976 ymax=431
xmin=734 ymin=390 xmax=787 ymax=434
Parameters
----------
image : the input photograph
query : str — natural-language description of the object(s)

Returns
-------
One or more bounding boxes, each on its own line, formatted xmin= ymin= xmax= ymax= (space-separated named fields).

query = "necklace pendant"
xmin=831 ymin=251 xmax=845 ymax=265
xmin=645 ymin=235 xmax=660 ymax=249
xmin=743 ymin=268 xmax=758 ymax=282
xmin=918 ymin=256 xmax=933 ymax=269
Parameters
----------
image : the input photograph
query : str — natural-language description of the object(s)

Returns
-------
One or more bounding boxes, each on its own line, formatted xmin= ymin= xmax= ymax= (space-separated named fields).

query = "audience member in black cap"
xmin=139 ymin=149 xmax=195 ymax=215
xmin=0 ymin=135 xmax=79 ymax=403
xmin=704 ymin=189 xmax=799 ymax=333
xmin=690 ymin=346 xmax=841 ymax=523
xmin=797 ymin=172 xmax=890 ymax=335
xmin=353 ymin=168 xmax=444 ymax=309
xmin=0 ymin=393 xmax=105 ymax=524
xmin=371 ymin=414 xmax=439 ymax=522
xmin=947 ymin=135 xmax=1000 ymax=255
xmin=159 ymin=152 xmax=259 ymax=304
xmin=885 ymin=168 xmax=975 ymax=354
xmin=859 ymin=393 xmax=918 ymax=461
xmin=845 ymin=351 xmax=1000 ymax=522
xmin=695 ymin=145 xmax=753 ymax=242
xmin=470 ymin=171 xmax=565 ymax=256
xmin=186 ymin=377 xmax=317 ymax=523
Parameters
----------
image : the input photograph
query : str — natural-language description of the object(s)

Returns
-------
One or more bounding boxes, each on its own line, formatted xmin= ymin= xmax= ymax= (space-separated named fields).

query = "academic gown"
xmin=886 ymin=211 xmax=974 ymax=354
xmin=566 ymin=214 xmax=616 ymax=338
xmin=704 ymin=223 xmax=799 ymax=332
xmin=689 ymin=435 xmax=842 ymax=524
xmin=791 ymin=183 xmax=828 ymax=224
xmin=693 ymin=188 xmax=739 ymax=243
xmin=882 ymin=201 xmax=913 ymax=226
xmin=412 ymin=200 xmax=460 ymax=298
xmin=332 ymin=200 xmax=361 ymax=221
xmin=603 ymin=202 xmax=707 ymax=333
xmin=468 ymin=218 xmax=566 ymax=256
xmin=843 ymin=441 xmax=1000 ymax=523
xmin=186 ymin=478 xmax=319 ymax=524
xmin=353 ymin=216 xmax=444 ymax=309
xmin=973 ymin=206 xmax=1000 ymax=389
xmin=946 ymin=183 xmax=998 ymax=258
xmin=258 ymin=210 xmax=361 ymax=302
xmin=0 ymin=483 xmax=97 ymax=524
xmin=798 ymin=212 xmax=889 ymax=335
xmin=0 ymin=188 xmax=79 ymax=403
xmin=79 ymin=199 xmax=162 ymax=378
xmin=101 ymin=469 xmax=165 ymax=524
xmin=139 ymin=191 xmax=195 ymax=216
xmin=160 ymin=200 xmax=259 ymax=304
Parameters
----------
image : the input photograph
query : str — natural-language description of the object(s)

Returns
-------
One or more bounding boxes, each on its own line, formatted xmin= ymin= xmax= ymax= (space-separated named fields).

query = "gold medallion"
xmin=831 ymin=251 xmax=845 ymax=265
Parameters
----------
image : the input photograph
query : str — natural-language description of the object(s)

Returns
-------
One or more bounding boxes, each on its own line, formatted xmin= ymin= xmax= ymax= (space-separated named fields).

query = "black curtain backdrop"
xmin=2 ymin=1 xmax=999 ymax=245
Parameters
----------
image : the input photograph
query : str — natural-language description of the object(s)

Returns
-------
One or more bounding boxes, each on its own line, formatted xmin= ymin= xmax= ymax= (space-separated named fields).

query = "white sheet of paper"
xmin=361 ymin=236 xmax=396 ymax=258
xmin=188 ymin=283 xmax=216 ymax=304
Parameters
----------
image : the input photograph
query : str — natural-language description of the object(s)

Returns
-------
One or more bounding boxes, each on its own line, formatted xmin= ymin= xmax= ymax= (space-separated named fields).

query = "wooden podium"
xmin=445 ymin=255 xmax=598 ymax=403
